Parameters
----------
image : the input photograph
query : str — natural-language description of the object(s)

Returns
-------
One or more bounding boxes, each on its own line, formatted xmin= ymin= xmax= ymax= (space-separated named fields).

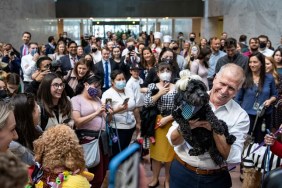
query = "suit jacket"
xmin=20 ymin=45 xmax=26 ymax=57
xmin=60 ymin=55 xmax=81 ymax=75
xmin=84 ymin=44 xmax=91 ymax=54
xmin=94 ymin=59 xmax=119 ymax=88
xmin=45 ymin=43 xmax=55 ymax=55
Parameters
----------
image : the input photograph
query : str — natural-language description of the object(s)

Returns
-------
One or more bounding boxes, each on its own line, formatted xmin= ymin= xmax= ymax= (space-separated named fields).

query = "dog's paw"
xmin=226 ymin=135 xmax=236 ymax=145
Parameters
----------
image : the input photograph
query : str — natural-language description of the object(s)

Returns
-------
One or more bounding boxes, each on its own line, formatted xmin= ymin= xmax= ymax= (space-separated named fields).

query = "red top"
xmin=271 ymin=141 xmax=282 ymax=158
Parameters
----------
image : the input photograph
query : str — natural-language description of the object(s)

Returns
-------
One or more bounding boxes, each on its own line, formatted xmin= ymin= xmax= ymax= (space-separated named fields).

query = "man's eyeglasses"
xmin=51 ymin=83 xmax=65 ymax=89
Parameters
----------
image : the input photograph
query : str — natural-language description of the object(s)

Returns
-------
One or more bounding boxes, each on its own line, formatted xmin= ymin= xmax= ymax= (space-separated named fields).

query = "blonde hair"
xmin=0 ymin=101 xmax=13 ymax=130
xmin=175 ymin=69 xmax=202 ymax=91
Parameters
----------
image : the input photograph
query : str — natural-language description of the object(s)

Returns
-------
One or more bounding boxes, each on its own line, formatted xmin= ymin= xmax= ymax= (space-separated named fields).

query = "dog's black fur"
xmin=172 ymin=79 xmax=236 ymax=165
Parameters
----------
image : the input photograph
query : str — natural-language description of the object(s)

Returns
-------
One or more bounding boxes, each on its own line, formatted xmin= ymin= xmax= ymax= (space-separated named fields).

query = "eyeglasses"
xmin=51 ymin=83 xmax=65 ymax=89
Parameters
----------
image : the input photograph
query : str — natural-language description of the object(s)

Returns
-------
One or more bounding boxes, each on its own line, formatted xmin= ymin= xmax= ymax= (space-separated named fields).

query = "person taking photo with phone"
xmin=101 ymin=69 xmax=136 ymax=157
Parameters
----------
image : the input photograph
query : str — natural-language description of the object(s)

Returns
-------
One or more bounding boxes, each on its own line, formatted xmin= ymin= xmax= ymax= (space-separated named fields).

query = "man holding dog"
xmin=167 ymin=63 xmax=250 ymax=188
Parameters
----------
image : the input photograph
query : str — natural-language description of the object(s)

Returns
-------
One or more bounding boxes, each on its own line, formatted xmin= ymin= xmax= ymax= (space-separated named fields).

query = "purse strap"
xmin=97 ymin=117 xmax=104 ymax=140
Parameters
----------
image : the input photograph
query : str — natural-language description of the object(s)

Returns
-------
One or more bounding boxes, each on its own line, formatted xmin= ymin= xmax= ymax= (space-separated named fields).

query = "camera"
xmin=50 ymin=60 xmax=62 ymax=72
xmin=127 ymin=45 xmax=134 ymax=52
xmin=9 ymin=51 xmax=15 ymax=56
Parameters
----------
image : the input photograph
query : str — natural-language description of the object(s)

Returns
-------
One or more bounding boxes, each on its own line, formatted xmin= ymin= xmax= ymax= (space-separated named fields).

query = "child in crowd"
xmin=126 ymin=64 xmax=144 ymax=139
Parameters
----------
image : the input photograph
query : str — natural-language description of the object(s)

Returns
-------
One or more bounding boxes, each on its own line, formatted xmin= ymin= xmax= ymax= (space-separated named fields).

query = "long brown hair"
xmin=141 ymin=47 xmax=156 ymax=69
xmin=37 ymin=73 xmax=72 ymax=117
xmin=265 ymin=56 xmax=279 ymax=86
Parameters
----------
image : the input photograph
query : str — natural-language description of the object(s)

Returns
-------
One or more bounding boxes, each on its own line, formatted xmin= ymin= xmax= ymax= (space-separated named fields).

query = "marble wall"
xmin=1 ymin=0 xmax=281 ymax=50
xmin=0 ymin=0 xmax=57 ymax=51
xmin=203 ymin=0 xmax=282 ymax=48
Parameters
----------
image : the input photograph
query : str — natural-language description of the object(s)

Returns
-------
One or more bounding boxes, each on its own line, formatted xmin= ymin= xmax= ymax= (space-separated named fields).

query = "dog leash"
xmin=243 ymin=128 xmax=282 ymax=159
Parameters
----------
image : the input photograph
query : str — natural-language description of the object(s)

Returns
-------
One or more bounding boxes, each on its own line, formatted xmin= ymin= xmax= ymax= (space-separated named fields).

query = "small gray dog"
xmin=172 ymin=73 xmax=236 ymax=165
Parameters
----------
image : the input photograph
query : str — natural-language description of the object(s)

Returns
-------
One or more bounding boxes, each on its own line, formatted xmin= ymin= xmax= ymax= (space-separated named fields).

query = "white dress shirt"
xmin=166 ymin=98 xmax=250 ymax=169
xmin=126 ymin=76 xmax=144 ymax=107
xmin=21 ymin=54 xmax=36 ymax=82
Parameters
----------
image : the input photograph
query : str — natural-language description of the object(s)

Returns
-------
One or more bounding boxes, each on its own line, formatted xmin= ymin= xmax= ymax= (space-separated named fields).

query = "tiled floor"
xmin=141 ymin=154 xmax=242 ymax=188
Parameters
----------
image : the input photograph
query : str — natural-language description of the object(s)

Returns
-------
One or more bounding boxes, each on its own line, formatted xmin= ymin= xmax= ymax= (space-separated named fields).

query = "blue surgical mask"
xmin=30 ymin=49 xmax=37 ymax=56
xmin=87 ymin=86 xmax=100 ymax=98
xmin=115 ymin=81 xmax=126 ymax=90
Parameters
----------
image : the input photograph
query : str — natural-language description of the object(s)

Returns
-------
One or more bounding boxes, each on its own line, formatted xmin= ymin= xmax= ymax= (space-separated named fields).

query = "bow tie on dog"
xmin=172 ymin=70 xmax=236 ymax=165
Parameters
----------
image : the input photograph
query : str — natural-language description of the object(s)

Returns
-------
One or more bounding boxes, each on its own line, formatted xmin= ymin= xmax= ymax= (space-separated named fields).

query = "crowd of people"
xmin=0 ymin=29 xmax=282 ymax=188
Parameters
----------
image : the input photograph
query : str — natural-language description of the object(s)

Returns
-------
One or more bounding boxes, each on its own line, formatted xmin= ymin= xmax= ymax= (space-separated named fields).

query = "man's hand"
xmin=34 ymin=70 xmax=50 ymax=82
xmin=188 ymin=119 xmax=212 ymax=131
xmin=32 ymin=53 xmax=39 ymax=62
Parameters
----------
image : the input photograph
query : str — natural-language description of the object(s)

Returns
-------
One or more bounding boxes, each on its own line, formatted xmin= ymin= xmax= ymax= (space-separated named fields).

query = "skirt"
xmin=150 ymin=115 xmax=175 ymax=162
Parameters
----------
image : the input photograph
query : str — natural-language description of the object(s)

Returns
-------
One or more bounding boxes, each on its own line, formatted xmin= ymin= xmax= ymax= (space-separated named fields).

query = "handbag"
xmin=80 ymin=118 xmax=103 ymax=168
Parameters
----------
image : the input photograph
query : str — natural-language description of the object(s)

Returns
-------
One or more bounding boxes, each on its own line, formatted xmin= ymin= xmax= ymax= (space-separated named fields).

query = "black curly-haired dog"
xmin=172 ymin=78 xmax=236 ymax=165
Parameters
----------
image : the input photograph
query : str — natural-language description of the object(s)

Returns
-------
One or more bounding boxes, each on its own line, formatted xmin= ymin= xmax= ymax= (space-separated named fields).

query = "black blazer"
xmin=94 ymin=59 xmax=119 ymax=88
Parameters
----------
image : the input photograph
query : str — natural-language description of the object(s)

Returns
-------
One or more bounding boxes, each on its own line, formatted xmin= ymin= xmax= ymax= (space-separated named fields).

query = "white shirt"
xmin=69 ymin=54 xmax=78 ymax=68
xmin=91 ymin=50 xmax=102 ymax=64
xmin=101 ymin=87 xmax=136 ymax=129
xmin=259 ymin=48 xmax=274 ymax=57
xmin=126 ymin=76 xmax=144 ymax=107
xmin=166 ymin=99 xmax=250 ymax=169
xmin=21 ymin=54 xmax=36 ymax=82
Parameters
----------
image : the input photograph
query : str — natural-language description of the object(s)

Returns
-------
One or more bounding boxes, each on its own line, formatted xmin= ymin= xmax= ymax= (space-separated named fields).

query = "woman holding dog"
xmin=71 ymin=74 xmax=108 ymax=188
xmin=235 ymin=52 xmax=277 ymax=143
xmin=144 ymin=62 xmax=176 ymax=188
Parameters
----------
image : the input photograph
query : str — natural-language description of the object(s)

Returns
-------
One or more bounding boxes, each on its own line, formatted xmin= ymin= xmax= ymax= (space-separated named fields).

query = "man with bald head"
xmin=167 ymin=64 xmax=250 ymax=188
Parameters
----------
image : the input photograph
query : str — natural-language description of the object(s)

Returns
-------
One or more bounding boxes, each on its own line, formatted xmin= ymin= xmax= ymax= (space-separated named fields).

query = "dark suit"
xmin=20 ymin=45 xmax=28 ymax=57
xmin=60 ymin=55 xmax=81 ymax=75
xmin=84 ymin=44 xmax=91 ymax=54
xmin=94 ymin=59 xmax=119 ymax=92
xmin=45 ymin=43 xmax=55 ymax=55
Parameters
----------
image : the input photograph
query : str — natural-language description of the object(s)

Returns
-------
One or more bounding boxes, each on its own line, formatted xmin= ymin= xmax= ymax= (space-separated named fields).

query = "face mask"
xmin=115 ymin=81 xmax=126 ymax=90
xmin=159 ymin=72 xmax=172 ymax=82
xmin=190 ymin=37 xmax=195 ymax=42
xmin=161 ymin=58 xmax=173 ymax=65
xmin=63 ymin=34 xmax=67 ymax=38
xmin=87 ymin=86 xmax=101 ymax=98
xmin=0 ymin=90 xmax=8 ymax=99
xmin=92 ymin=48 xmax=98 ymax=53
xmin=259 ymin=42 xmax=267 ymax=49
xmin=30 ymin=49 xmax=37 ymax=56
xmin=172 ymin=46 xmax=178 ymax=51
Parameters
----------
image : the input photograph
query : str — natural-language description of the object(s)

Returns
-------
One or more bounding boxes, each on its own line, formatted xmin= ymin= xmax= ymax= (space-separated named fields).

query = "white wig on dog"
xmin=175 ymin=69 xmax=203 ymax=91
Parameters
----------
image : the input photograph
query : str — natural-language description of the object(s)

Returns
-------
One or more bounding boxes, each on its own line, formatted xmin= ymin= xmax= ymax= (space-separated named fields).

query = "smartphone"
xmin=109 ymin=143 xmax=140 ymax=188
xmin=123 ymin=98 xmax=130 ymax=105
xmin=105 ymin=98 xmax=112 ymax=111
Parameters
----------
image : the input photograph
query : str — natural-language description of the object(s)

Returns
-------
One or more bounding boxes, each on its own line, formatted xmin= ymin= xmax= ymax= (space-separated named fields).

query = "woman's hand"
xmin=157 ymin=116 xmax=170 ymax=128
xmin=188 ymin=119 xmax=212 ymax=131
xmin=158 ymin=83 xmax=170 ymax=95
xmin=264 ymin=134 xmax=276 ymax=146
xmin=263 ymin=99 xmax=272 ymax=108
xmin=96 ymin=104 xmax=106 ymax=116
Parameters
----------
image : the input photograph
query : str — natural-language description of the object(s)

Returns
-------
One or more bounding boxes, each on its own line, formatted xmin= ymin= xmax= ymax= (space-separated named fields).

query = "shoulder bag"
xmin=80 ymin=118 xmax=103 ymax=168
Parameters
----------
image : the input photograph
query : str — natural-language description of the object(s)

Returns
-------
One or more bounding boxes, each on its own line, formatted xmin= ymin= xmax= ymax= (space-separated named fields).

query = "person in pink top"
xmin=71 ymin=74 xmax=108 ymax=188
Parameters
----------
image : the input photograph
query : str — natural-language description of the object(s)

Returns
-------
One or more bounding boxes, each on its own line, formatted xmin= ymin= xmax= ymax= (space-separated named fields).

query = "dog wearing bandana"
xmin=172 ymin=70 xmax=236 ymax=165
